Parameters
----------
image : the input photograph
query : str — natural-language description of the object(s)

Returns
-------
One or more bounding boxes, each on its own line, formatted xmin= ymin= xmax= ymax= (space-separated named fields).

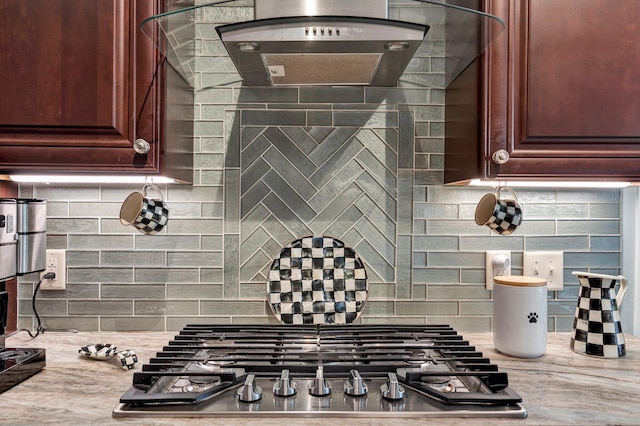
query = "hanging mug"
xmin=475 ymin=186 xmax=523 ymax=235
xmin=119 ymin=184 xmax=169 ymax=235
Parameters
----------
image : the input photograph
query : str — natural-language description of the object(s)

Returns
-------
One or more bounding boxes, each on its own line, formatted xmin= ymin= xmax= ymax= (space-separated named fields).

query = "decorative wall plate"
xmin=267 ymin=235 xmax=368 ymax=324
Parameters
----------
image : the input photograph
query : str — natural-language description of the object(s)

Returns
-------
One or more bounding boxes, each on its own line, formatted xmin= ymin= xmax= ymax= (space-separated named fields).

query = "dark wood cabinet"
xmin=445 ymin=0 xmax=640 ymax=183
xmin=0 ymin=0 xmax=192 ymax=182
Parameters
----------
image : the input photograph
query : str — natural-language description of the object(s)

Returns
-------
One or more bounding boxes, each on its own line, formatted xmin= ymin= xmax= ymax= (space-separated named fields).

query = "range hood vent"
xmin=141 ymin=0 xmax=505 ymax=90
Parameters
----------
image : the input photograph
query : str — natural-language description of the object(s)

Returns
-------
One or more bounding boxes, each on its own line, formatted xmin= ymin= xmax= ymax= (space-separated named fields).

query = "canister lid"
xmin=494 ymin=275 xmax=547 ymax=287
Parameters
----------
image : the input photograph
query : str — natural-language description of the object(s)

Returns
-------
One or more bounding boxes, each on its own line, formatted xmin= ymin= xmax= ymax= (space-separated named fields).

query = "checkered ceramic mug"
xmin=119 ymin=184 xmax=169 ymax=235
xmin=475 ymin=186 xmax=523 ymax=235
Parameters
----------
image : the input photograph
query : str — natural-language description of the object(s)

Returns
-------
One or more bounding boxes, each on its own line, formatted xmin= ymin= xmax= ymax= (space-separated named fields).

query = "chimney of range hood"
xmin=140 ymin=0 xmax=505 ymax=90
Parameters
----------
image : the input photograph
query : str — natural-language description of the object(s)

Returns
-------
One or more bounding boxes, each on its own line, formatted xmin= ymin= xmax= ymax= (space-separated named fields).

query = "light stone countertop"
xmin=0 ymin=331 xmax=638 ymax=425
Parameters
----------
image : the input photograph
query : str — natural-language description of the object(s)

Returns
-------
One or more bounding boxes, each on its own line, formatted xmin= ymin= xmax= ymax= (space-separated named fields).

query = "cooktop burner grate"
xmin=114 ymin=324 xmax=527 ymax=419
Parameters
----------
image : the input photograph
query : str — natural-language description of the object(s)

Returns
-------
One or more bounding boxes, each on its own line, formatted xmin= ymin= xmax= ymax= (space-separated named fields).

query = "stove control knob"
xmin=237 ymin=374 xmax=263 ymax=402
xmin=273 ymin=369 xmax=297 ymax=397
xmin=380 ymin=373 xmax=405 ymax=401
xmin=344 ymin=369 xmax=368 ymax=397
xmin=309 ymin=366 xmax=331 ymax=396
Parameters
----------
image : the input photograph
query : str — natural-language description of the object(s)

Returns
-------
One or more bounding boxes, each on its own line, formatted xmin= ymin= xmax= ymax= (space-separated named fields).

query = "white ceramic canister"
xmin=493 ymin=276 xmax=547 ymax=358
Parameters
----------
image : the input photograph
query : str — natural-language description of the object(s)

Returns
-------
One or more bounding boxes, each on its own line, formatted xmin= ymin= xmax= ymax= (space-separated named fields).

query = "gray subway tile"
xmin=525 ymin=236 xmax=589 ymax=251
xmin=300 ymin=86 xmax=364 ymax=103
xmin=590 ymin=203 xmax=620 ymax=219
xmin=101 ymin=251 xmax=166 ymax=267
xmin=413 ymin=236 xmax=459 ymax=251
xmin=135 ymin=236 xmax=201 ymax=251
xmin=134 ymin=268 xmax=200 ymax=284
xmin=67 ymin=250 xmax=100 ymax=266
xmin=365 ymin=88 xmax=429 ymax=104
xmin=69 ymin=268 xmax=133 ymax=284
xmin=557 ymin=220 xmax=620 ymax=235
xmin=396 ymin=301 xmax=458 ymax=315
xmin=68 ymin=235 xmax=133 ymax=250
xmin=430 ymin=286 xmax=490 ymax=301
xmin=134 ymin=301 xmax=199 ymax=316
xmin=28 ymin=316 xmax=99 ymax=332
xmin=234 ymin=88 xmax=299 ymax=104
xmin=524 ymin=203 xmax=588 ymax=218
xmin=590 ymin=236 xmax=621 ymax=251
xmin=460 ymin=236 xmax=524 ymax=251
xmin=333 ymin=111 xmax=398 ymax=127
xmin=19 ymin=299 xmax=66 ymax=316
xmin=167 ymin=284 xmax=224 ymax=299
xmin=101 ymin=284 xmax=166 ymax=300
xmin=556 ymin=189 xmax=620 ymax=203
xmin=413 ymin=268 xmax=460 ymax=284
xmin=428 ymin=252 xmax=484 ymax=268
xmin=564 ymin=252 xmax=620 ymax=269
xmin=242 ymin=109 xmax=306 ymax=126
xmin=69 ymin=301 xmax=132 ymax=315
xmin=439 ymin=316 xmax=491 ymax=332
xmin=168 ymin=251 xmax=222 ymax=267
xmin=100 ymin=317 xmax=165 ymax=332
xmin=200 ymin=301 xmax=266 ymax=315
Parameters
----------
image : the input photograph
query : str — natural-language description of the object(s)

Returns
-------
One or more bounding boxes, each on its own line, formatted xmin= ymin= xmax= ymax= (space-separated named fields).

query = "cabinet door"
xmin=486 ymin=0 xmax=640 ymax=180
xmin=0 ymin=0 xmax=162 ymax=174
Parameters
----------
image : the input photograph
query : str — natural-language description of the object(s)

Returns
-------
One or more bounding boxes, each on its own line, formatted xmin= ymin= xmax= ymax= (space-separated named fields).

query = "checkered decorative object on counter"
xmin=488 ymin=200 xmax=522 ymax=234
xmin=79 ymin=343 xmax=118 ymax=359
xmin=268 ymin=235 xmax=368 ymax=324
xmin=116 ymin=350 xmax=139 ymax=370
xmin=79 ymin=344 xmax=139 ymax=370
xmin=570 ymin=284 xmax=626 ymax=358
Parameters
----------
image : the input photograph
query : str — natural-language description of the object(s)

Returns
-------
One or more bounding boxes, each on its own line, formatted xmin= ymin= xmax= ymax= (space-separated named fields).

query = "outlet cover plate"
xmin=485 ymin=250 xmax=511 ymax=290
xmin=523 ymin=251 xmax=563 ymax=291
xmin=39 ymin=249 xmax=66 ymax=290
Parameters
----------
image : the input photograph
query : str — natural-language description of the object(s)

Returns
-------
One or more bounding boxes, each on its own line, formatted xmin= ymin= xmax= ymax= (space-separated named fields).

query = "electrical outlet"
xmin=40 ymin=249 xmax=66 ymax=290
xmin=485 ymin=251 xmax=511 ymax=290
xmin=523 ymin=251 xmax=563 ymax=291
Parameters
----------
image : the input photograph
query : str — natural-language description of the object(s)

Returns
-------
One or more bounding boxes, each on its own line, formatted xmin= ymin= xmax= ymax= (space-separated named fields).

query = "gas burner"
xmin=196 ymin=354 xmax=236 ymax=369
xmin=403 ymin=350 xmax=434 ymax=366
xmin=421 ymin=376 xmax=456 ymax=393
xmin=183 ymin=376 xmax=222 ymax=392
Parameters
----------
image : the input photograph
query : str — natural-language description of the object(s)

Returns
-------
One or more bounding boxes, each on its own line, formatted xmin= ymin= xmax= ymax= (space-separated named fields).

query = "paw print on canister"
xmin=528 ymin=312 xmax=539 ymax=323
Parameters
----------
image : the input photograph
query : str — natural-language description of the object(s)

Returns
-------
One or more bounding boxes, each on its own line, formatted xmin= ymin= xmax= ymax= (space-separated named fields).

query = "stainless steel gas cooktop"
xmin=113 ymin=324 xmax=527 ymax=419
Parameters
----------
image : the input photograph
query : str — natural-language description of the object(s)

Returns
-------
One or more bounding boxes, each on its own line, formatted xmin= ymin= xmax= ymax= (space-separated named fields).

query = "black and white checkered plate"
xmin=267 ymin=235 xmax=368 ymax=324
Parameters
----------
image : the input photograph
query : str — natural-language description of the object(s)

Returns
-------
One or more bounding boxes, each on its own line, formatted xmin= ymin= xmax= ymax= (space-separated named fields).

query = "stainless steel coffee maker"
xmin=16 ymin=199 xmax=47 ymax=276
xmin=0 ymin=198 xmax=46 ymax=340
xmin=0 ymin=199 xmax=18 ymax=344
xmin=0 ymin=199 xmax=17 ymax=283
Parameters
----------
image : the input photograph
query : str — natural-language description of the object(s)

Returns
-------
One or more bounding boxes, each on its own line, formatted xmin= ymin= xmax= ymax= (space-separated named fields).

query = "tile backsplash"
xmin=15 ymin=2 xmax=621 ymax=332
xmin=16 ymin=85 xmax=621 ymax=332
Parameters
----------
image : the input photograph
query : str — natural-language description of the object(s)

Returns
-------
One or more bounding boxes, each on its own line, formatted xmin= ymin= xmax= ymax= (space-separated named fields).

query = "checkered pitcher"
xmin=570 ymin=271 xmax=628 ymax=358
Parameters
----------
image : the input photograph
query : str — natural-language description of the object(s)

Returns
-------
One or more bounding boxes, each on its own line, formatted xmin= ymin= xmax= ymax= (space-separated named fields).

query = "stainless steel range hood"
xmin=216 ymin=0 xmax=429 ymax=86
xmin=216 ymin=15 xmax=428 ymax=86
xmin=141 ymin=0 xmax=505 ymax=90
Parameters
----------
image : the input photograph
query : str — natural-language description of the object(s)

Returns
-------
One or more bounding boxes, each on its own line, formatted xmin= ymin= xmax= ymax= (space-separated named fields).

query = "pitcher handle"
xmin=616 ymin=276 xmax=628 ymax=308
